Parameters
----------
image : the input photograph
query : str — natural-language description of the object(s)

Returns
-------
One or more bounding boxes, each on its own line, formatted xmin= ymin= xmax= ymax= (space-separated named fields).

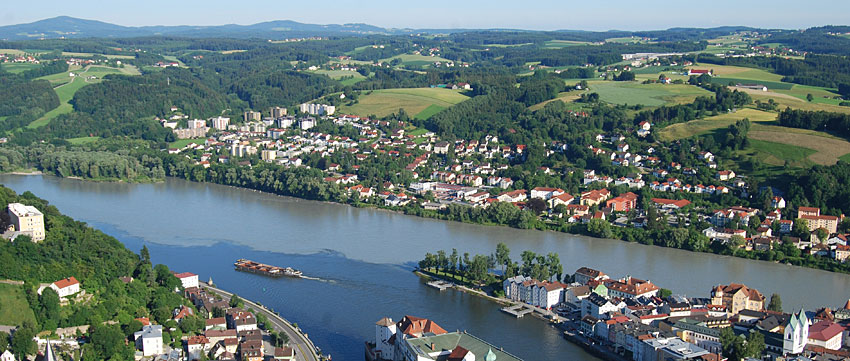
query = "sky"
xmin=1 ymin=0 xmax=848 ymax=31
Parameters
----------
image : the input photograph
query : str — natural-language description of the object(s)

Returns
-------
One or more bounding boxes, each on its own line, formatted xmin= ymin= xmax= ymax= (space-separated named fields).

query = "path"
xmin=200 ymin=282 xmax=322 ymax=361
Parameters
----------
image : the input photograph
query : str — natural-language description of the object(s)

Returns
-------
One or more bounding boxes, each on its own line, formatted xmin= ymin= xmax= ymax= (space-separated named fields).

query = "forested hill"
xmin=0 ymin=185 xmax=138 ymax=288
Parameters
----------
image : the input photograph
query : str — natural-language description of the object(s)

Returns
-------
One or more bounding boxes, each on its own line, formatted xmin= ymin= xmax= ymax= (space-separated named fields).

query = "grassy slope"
xmin=339 ymin=88 xmax=468 ymax=118
xmin=0 ymin=283 xmax=37 ymax=326
xmin=0 ymin=63 xmax=40 ymax=73
xmin=589 ymin=81 xmax=712 ymax=106
xmin=28 ymin=65 xmax=140 ymax=129
xmin=656 ymin=108 xmax=777 ymax=141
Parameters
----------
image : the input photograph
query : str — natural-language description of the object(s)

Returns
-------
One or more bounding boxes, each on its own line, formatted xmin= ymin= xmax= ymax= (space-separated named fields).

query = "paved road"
xmin=200 ymin=282 xmax=321 ymax=361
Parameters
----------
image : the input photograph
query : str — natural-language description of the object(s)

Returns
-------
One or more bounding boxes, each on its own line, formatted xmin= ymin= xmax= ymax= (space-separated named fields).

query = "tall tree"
xmin=495 ymin=243 xmax=511 ymax=273
xmin=768 ymin=293 xmax=783 ymax=312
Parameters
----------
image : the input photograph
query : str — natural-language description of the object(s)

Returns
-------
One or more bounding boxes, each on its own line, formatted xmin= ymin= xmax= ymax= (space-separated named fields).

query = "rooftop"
xmin=404 ymin=331 xmax=522 ymax=361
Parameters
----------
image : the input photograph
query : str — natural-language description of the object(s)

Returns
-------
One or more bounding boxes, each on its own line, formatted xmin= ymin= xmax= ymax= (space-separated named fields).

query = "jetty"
xmin=501 ymin=304 xmax=535 ymax=318
xmin=234 ymin=259 xmax=303 ymax=278
xmin=426 ymin=280 xmax=454 ymax=291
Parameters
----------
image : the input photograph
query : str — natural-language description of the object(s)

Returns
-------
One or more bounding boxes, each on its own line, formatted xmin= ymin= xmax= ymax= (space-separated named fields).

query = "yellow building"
xmin=8 ymin=203 xmax=45 ymax=242
xmin=710 ymin=283 xmax=764 ymax=316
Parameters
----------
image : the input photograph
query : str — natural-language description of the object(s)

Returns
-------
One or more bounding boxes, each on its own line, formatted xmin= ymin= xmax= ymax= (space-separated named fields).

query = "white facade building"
xmin=135 ymin=325 xmax=164 ymax=357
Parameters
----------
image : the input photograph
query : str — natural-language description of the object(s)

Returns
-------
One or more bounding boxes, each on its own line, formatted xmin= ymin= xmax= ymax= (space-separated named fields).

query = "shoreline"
xmin=2 ymin=172 xmax=846 ymax=278
xmin=414 ymin=269 xmax=620 ymax=361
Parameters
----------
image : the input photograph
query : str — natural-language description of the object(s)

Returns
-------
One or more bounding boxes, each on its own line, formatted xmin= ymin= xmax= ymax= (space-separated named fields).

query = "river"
xmin=2 ymin=175 xmax=849 ymax=360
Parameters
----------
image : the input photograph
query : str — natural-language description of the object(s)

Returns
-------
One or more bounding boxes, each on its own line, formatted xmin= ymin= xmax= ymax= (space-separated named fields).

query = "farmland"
xmin=743 ymin=139 xmax=817 ymax=167
xmin=338 ymin=88 xmax=468 ymax=118
xmin=310 ymin=69 xmax=366 ymax=85
xmin=0 ymin=62 xmax=41 ymax=73
xmin=656 ymin=108 xmax=777 ymax=141
xmin=589 ymin=81 xmax=712 ymax=106
xmin=542 ymin=40 xmax=596 ymax=48
xmin=747 ymin=126 xmax=850 ymax=165
xmin=380 ymin=53 xmax=452 ymax=67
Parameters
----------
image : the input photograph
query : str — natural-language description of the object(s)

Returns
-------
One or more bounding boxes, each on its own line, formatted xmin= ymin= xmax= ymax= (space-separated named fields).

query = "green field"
xmin=657 ymin=108 xmax=777 ymax=141
xmin=711 ymin=77 xmax=794 ymax=90
xmin=744 ymin=139 xmax=817 ymax=167
xmin=311 ymin=69 xmax=366 ymax=85
xmin=413 ymin=104 xmax=445 ymax=120
xmin=589 ymin=81 xmax=712 ymax=106
xmin=168 ymin=138 xmax=206 ymax=148
xmin=28 ymin=65 xmax=140 ymax=128
xmin=0 ymin=283 xmax=37 ymax=326
xmin=542 ymin=40 xmax=594 ymax=48
xmin=67 ymin=136 xmax=100 ymax=145
xmin=381 ymin=53 xmax=452 ymax=67
xmin=339 ymin=88 xmax=468 ymax=118
xmin=1 ymin=62 xmax=41 ymax=73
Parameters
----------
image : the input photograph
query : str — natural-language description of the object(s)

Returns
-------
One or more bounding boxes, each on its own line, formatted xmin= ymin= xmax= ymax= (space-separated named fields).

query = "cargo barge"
xmin=234 ymin=259 xmax=303 ymax=278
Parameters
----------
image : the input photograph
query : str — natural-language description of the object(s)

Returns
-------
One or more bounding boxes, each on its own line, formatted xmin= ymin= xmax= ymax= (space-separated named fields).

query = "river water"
xmin=2 ymin=175 xmax=849 ymax=360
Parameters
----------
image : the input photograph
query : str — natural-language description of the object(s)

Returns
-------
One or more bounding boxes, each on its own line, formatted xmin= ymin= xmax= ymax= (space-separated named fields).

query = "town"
xmin=161 ymin=101 xmax=850 ymax=268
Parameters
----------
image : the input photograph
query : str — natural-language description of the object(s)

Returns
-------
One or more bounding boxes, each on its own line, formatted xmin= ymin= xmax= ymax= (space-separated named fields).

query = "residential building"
xmin=7 ymin=202 xmax=45 ymax=241
xmin=46 ymin=277 xmax=80 ymax=298
xmin=211 ymin=116 xmax=230 ymax=130
xmin=580 ymin=189 xmax=610 ymax=206
xmin=244 ymin=110 xmax=262 ymax=122
xmin=807 ymin=320 xmax=843 ymax=350
xmin=582 ymin=293 xmax=621 ymax=319
xmin=605 ymin=277 xmax=659 ymax=299
xmin=710 ymin=283 xmax=764 ymax=315
xmin=270 ymin=106 xmax=287 ymax=118
xmin=606 ymin=192 xmax=638 ymax=212
xmin=173 ymin=272 xmax=199 ymax=289
xmin=299 ymin=103 xmax=335 ymax=116
xmin=374 ymin=317 xmax=397 ymax=360
xmin=651 ymin=198 xmax=691 ymax=211
xmin=574 ymin=267 xmax=609 ymax=285
xmin=273 ymin=346 xmax=295 ymax=360
xmin=205 ymin=317 xmax=226 ymax=330
xmin=799 ymin=207 xmax=842 ymax=235
xmin=226 ymin=309 xmax=257 ymax=332
xmin=135 ymin=325 xmax=164 ymax=357
xmin=530 ymin=187 xmax=565 ymax=200
xmin=186 ymin=335 xmax=211 ymax=361
xmin=549 ymin=193 xmax=575 ymax=208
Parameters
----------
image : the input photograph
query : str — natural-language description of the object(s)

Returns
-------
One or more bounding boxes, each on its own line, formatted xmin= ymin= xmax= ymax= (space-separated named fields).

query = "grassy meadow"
xmin=339 ymin=88 xmax=468 ymax=118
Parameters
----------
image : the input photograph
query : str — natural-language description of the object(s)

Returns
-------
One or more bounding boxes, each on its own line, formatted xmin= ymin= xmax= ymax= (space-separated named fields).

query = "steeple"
xmin=485 ymin=348 xmax=497 ymax=361
xmin=44 ymin=338 xmax=57 ymax=361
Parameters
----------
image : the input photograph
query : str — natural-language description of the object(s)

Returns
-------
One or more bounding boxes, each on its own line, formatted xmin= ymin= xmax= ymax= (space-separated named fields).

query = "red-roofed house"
xmin=48 ymin=277 xmax=80 ymax=298
xmin=497 ymin=190 xmax=527 ymax=203
xmin=688 ymin=69 xmax=712 ymax=76
xmin=397 ymin=315 xmax=448 ymax=338
xmin=530 ymin=187 xmax=565 ymax=200
xmin=652 ymin=198 xmax=691 ymax=210
xmin=549 ymin=193 xmax=575 ymax=208
xmin=581 ymin=189 xmax=611 ymax=206
xmin=808 ymin=320 xmax=844 ymax=350
xmin=186 ymin=335 xmax=211 ymax=360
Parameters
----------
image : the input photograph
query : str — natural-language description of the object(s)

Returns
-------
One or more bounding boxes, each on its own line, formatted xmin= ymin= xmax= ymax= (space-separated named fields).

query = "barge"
xmin=234 ymin=259 xmax=303 ymax=278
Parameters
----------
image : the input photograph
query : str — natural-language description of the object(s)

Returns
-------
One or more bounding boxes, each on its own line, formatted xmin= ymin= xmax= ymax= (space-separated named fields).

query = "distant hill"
xmin=0 ymin=16 xmax=415 ymax=40
xmin=0 ymin=16 xmax=776 ymax=41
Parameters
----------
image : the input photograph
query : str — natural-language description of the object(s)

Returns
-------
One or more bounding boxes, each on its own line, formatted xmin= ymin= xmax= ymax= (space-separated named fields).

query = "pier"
xmin=426 ymin=280 xmax=454 ymax=291
xmin=501 ymin=304 xmax=535 ymax=318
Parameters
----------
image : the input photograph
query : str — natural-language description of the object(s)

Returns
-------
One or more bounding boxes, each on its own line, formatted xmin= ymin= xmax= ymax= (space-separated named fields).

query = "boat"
xmin=234 ymin=259 xmax=303 ymax=278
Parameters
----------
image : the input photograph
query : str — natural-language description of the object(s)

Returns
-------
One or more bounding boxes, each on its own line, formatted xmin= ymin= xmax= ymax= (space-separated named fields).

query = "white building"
xmin=581 ymin=293 xmax=621 ymax=319
xmin=8 ymin=203 xmax=45 ymax=242
xmin=40 ymin=277 xmax=80 ymax=298
xmin=299 ymin=103 xmax=335 ymax=116
xmin=807 ymin=320 xmax=843 ymax=350
xmin=135 ymin=325 xmax=164 ymax=357
xmin=211 ymin=116 xmax=230 ymax=130
xmin=374 ymin=317 xmax=396 ymax=360
xmin=300 ymin=117 xmax=316 ymax=130
xmin=1 ymin=350 xmax=16 ymax=361
xmin=188 ymin=119 xmax=207 ymax=129
xmin=173 ymin=272 xmax=199 ymax=289
xmin=784 ymin=310 xmax=809 ymax=355
xmin=535 ymin=282 xmax=566 ymax=310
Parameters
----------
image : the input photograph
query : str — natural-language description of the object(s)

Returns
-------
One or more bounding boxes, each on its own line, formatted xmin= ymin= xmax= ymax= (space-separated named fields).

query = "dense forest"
xmin=0 ymin=74 xmax=59 ymax=131
xmin=778 ymin=108 xmax=850 ymax=140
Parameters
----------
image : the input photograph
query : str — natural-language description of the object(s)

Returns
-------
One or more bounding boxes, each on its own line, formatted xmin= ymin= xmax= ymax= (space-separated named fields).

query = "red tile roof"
xmin=53 ymin=277 xmax=79 ymax=289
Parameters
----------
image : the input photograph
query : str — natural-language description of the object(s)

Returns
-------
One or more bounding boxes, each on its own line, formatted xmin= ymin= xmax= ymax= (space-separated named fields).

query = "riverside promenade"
xmin=200 ymin=282 xmax=324 ymax=361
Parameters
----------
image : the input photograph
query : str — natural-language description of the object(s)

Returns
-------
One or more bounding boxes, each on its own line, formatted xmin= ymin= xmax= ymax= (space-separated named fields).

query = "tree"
xmin=526 ymin=198 xmax=547 ymax=214
xmin=743 ymin=331 xmax=765 ymax=358
xmin=719 ymin=327 xmax=743 ymax=360
xmin=141 ymin=245 xmax=151 ymax=264
xmin=807 ymin=93 xmax=814 ymax=102
xmin=587 ymin=218 xmax=612 ymax=238
xmin=816 ymin=227 xmax=829 ymax=242
xmin=768 ymin=293 xmax=783 ymax=312
xmin=495 ymin=243 xmax=510 ymax=272
xmin=0 ymin=331 xmax=8 ymax=352
xmin=38 ymin=287 xmax=61 ymax=331
xmin=449 ymin=249 xmax=459 ymax=273
xmin=229 ymin=294 xmax=244 ymax=309
xmin=11 ymin=322 xmax=36 ymax=358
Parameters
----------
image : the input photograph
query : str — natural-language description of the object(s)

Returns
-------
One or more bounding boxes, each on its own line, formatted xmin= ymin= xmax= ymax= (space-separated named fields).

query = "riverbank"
xmin=200 ymin=282 xmax=324 ymax=361
xmin=415 ymin=269 xmax=628 ymax=361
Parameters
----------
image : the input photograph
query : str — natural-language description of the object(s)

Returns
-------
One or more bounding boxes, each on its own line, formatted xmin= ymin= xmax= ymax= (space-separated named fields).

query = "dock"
xmin=426 ymin=280 xmax=454 ymax=291
xmin=501 ymin=304 xmax=535 ymax=318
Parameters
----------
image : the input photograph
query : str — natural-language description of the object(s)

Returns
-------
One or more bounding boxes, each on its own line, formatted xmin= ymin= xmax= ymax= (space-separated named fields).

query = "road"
xmin=200 ymin=282 xmax=322 ymax=361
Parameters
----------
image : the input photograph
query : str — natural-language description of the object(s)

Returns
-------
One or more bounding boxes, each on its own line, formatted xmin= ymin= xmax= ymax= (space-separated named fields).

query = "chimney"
xmin=430 ymin=342 xmax=435 ymax=351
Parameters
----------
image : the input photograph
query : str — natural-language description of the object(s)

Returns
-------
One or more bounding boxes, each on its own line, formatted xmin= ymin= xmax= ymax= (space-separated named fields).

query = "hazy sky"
xmin=1 ymin=0 xmax=848 ymax=30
